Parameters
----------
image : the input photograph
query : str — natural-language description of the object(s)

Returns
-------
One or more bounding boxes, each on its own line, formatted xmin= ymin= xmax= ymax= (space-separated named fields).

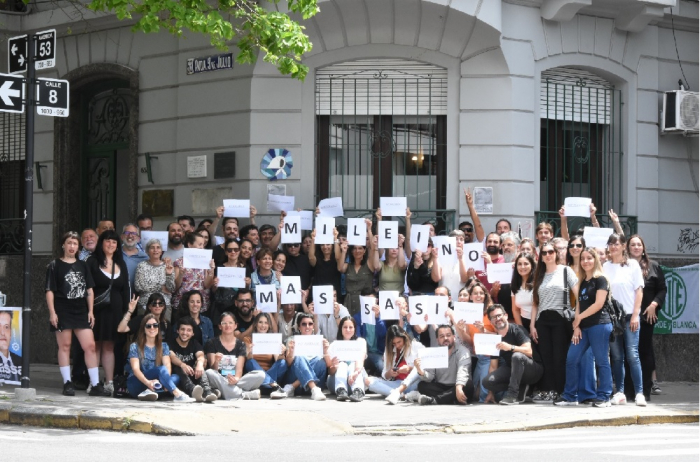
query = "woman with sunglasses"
xmin=118 ymin=293 xmax=170 ymax=339
xmin=338 ymin=219 xmax=374 ymax=316
xmin=126 ymin=314 xmax=195 ymax=402
xmin=175 ymin=290 xmax=214 ymax=348
xmin=369 ymin=324 xmax=423 ymax=404
xmin=326 ymin=316 xmax=368 ymax=402
xmin=530 ymin=241 xmax=579 ymax=403
xmin=134 ymin=238 xmax=176 ymax=321
xmin=172 ymin=232 xmax=216 ymax=314
xmin=604 ymin=233 xmax=646 ymax=406
xmin=211 ymin=238 xmax=247 ymax=326
xmin=46 ymin=231 xmax=111 ymax=397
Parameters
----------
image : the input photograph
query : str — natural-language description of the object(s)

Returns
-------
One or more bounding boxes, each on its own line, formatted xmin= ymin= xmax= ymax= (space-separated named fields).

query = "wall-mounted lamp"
xmin=140 ymin=152 xmax=158 ymax=184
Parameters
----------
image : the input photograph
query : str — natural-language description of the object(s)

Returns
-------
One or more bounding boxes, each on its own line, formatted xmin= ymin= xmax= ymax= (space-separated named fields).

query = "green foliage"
xmin=85 ymin=0 xmax=318 ymax=80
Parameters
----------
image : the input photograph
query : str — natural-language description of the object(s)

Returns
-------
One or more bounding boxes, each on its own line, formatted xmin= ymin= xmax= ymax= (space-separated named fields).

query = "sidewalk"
xmin=1 ymin=364 xmax=697 ymax=436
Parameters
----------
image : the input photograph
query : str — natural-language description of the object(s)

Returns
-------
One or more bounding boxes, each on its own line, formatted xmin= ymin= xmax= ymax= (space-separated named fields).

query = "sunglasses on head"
xmin=568 ymin=243 xmax=584 ymax=249
xmin=145 ymin=323 xmax=159 ymax=329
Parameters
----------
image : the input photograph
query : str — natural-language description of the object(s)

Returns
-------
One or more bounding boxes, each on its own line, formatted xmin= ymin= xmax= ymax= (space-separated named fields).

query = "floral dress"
xmin=172 ymin=258 xmax=211 ymax=314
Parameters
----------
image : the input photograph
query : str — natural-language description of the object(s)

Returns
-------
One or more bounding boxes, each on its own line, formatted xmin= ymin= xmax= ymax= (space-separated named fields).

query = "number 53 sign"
xmin=36 ymin=78 xmax=69 ymax=117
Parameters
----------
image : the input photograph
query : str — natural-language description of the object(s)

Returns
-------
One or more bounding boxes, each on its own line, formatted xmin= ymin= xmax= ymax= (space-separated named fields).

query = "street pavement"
xmin=0 ymin=364 xmax=697 ymax=436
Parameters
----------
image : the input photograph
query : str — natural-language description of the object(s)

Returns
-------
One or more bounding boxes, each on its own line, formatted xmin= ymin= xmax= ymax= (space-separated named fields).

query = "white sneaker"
xmin=283 ymin=384 xmax=295 ymax=398
xmin=174 ymin=392 xmax=196 ymax=403
xmin=104 ymin=381 xmax=114 ymax=394
xmin=242 ymin=389 xmax=261 ymax=400
xmin=311 ymin=387 xmax=326 ymax=401
xmin=138 ymin=389 xmax=158 ymax=401
xmin=385 ymin=389 xmax=400 ymax=405
xmin=635 ymin=393 xmax=647 ymax=407
xmin=404 ymin=391 xmax=421 ymax=403
xmin=270 ymin=386 xmax=288 ymax=400
xmin=192 ymin=385 xmax=204 ymax=402
xmin=610 ymin=392 xmax=627 ymax=405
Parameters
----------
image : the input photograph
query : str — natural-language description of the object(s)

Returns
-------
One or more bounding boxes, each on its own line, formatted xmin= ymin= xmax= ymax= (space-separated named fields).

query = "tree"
xmin=83 ymin=0 xmax=319 ymax=80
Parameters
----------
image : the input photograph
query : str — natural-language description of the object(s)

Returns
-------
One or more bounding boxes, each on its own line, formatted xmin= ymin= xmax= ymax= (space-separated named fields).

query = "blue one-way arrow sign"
xmin=0 ymin=73 xmax=25 ymax=113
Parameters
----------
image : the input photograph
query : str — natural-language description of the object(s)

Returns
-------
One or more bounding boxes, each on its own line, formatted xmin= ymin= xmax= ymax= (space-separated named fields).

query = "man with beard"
xmin=137 ymin=214 xmax=153 ymax=232
xmin=0 ymin=311 xmax=21 ymax=385
xmin=496 ymin=219 xmax=512 ymax=236
xmin=177 ymin=215 xmax=196 ymax=234
xmin=213 ymin=217 xmax=240 ymax=264
xmin=121 ymin=223 xmax=147 ymax=289
xmin=475 ymin=232 xmax=504 ymax=292
xmin=78 ymin=228 xmax=98 ymax=261
xmin=96 ymin=219 xmax=115 ymax=237
xmin=490 ymin=232 xmax=521 ymax=318
xmin=414 ymin=325 xmax=472 ymax=405
xmin=233 ymin=289 xmax=259 ymax=340
xmin=163 ymin=222 xmax=185 ymax=261
xmin=483 ymin=304 xmax=543 ymax=405
xmin=282 ymin=242 xmax=313 ymax=290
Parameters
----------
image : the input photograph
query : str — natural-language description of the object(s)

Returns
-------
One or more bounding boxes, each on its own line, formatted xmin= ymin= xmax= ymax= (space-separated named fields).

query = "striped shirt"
xmin=536 ymin=265 xmax=578 ymax=315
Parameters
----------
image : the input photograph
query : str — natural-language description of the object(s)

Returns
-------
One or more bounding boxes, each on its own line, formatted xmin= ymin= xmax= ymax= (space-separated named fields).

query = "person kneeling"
xmin=126 ymin=314 xmax=194 ymax=402
xmin=169 ymin=316 xmax=217 ymax=402
xmin=415 ymin=325 xmax=473 ymax=405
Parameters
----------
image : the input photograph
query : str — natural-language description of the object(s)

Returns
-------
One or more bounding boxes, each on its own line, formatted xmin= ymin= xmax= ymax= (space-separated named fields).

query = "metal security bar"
xmin=538 ymin=67 xmax=632 ymax=230
xmin=315 ymin=59 xmax=452 ymax=228
xmin=0 ymin=112 xmax=26 ymax=254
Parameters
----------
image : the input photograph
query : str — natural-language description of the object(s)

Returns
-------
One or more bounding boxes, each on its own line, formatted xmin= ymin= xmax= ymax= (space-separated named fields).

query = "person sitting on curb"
xmin=326 ymin=316 xmax=368 ymax=402
xmin=368 ymin=324 xmax=423 ymax=405
xmin=482 ymin=304 xmax=543 ymax=405
xmin=126 ymin=314 xmax=194 ymax=402
xmin=169 ymin=316 xmax=217 ymax=402
xmin=414 ymin=325 xmax=473 ymax=405
xmin=243 ymin=312 xmax=289 ymax=399
xmin=283 ymin=313 xmax=331 ymax=400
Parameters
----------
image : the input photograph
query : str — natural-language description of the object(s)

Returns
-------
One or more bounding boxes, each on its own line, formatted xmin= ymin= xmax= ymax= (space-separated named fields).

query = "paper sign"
xmin=452 ymin=302 xmax=483 ymax=325
xmin=287 ymin=210 xmax=314 ymax=230
xmin=410 ymin=225 xmax=431 ymax=253
xmin=280 ymin=276 xmax=302 ymax=304
xmin=294 ymin=335 xmax=324 ymax=357
xmin=583 ymin=226 xmax=614 ymax=248
xmin=463 ymin=242 xmax=485 ymax=272
xmin=281 ymin=215 xmax=301 ymax=244
xmin=216 ymin=266 xmax=247 ymax=289
xmin=422 ymin=295 xmax=449 ymax=325
xmin=315 ymin=217 xmax=335 ymax=245
xmin=223 ymin=199 xmax=250 ymax=218
xmin=419 ymin=346 xmax=449 ymax=369
xmin=409 ymin=295 xmax=428 ymax=325
xmin=346 ymin=218 xmax=367 ymax=246
xmin=564 ymin=197 xmax=592 ymax=217
xmin=330 ymin=340 xmax=365 ymax=362
xmin=377 ymin=221 xmax=399 ymax=249
xmin=432 ymin=236 xmax=458 ymax=267
xmin=255 ymin=284 xmax=278 ymax=313
xmin=182 ymin=248 xmax=213 ymax=270
xmin=473 ymin=333 xmax=502 ymax=356
xmin=379 ymin=291 xmax=400 ymax=321
xmin=312 ymin=285 xmax=334 ymax=315
xmin=318 ymin=197 xmax=344 ymax=217
xmin=380 ymin=197 xmax=407 ymax=217
xmin=487 ymin=262 xmax=514 ymax=284
xmin=268 ymin=194 xmax=295 ymax=212
xmin=359 ymin=295 xmax=376 ymax=325
xmin=215 ymin=236 xmax=225 ymax=246
xmin=141 ymin=231 xmax=168 ymax=251
xmin=252 ymin=333 xmax=283 ymax=355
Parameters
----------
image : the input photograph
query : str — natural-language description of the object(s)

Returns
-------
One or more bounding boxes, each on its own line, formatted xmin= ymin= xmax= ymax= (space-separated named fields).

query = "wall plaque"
xmin=142 ymin=189 xmax=174 ymax=217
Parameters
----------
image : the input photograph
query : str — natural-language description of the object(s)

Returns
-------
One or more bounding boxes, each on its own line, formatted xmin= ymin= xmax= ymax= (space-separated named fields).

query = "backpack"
xmin=605 ymin=296 xmax=626 ymax=341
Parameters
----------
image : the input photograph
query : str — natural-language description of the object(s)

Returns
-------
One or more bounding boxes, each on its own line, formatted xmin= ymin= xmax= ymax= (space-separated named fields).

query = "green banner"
xmin=654 ymin=264 xmax=699 ymax=334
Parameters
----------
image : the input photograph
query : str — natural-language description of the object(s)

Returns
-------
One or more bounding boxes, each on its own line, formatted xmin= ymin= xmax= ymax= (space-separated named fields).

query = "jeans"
xmin=368 ymin=376 xmax=420 ymax=396
xmin=326 ymin=362 xmax=367 ymax=393
xmin=577 ymin=348 xmax=597 ymax=401
xmin=245 ymin=359 xmax=288 ymax=387
xmin=562 ymin=323 xmax=613 ymax=402
xmin=536 ymin=311 xmax=570 ymax=393
xmin=126 ymin=366 xmax=180 ymax=397
xmin=417 ymin=379 xmax=473 ymax=405
xmin=205 ymin=369 xmax=265 ymax=400
xmin=364 ymin=352 xmax=384 ymax=377
xmin=639 ymin=321 xmax=656 ymax=397
xmin=286 ymin=356 xmax=327 ymax=391
xmin=482 ymin=352 xmax=543 ymax=396
xmin=174 ymin=366 xmax=213 ymax=396
xmin=471 ymin=354 xmax=491 ymax=402
xmin=609 ymin=317 xmax=643 ymax=395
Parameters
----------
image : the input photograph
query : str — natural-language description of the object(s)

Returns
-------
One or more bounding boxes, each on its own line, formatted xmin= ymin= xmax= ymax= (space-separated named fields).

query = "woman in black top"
xmin=118 ymin=293 xmax=170 ymax=343
xmin=627 ymin=234 xmax=667 ymax=400
xmin=407 ymin=240 xmax=439 ymax=295
xmin=45 ymin=231 xmax=110 ymax=397
xmin=308 ymin=227 xmax=342 ymax=294
xmin=555 ymin=248 xmax=613 ymax=406
xmin=87 ymin=229 xmax=130 ymax=391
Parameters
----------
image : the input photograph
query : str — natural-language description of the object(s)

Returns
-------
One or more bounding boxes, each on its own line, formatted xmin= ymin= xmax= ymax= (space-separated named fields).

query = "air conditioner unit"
xmin=662 ymin=90 xmax=699 ymax=135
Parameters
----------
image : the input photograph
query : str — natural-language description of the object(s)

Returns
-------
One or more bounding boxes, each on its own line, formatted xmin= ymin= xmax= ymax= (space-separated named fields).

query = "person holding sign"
xmin=243 ymin=313 xmax=289 ymax=399
xmin=205 ymin=312 xmax=265 ymax=400
xmin=482 ymin=305 xmax=543 ymax=405
xmin=211 ymin=239 xmax=246 ymax=330
xmin=368 ymin=325 xmax=423 ymax=404
xmin=352 ymin=292 xmax=388 ymax=376
xmin=414 ymin=325 xmax=472 ymax=405
xmin=250 ymin=248 xmax=281 ymax=291
xmin=559 ymin=202 xmax=600 ymax=241
xmin=304 ymin=287 xmax=349 ymax=342
xmin=370 ymin=230 xmax=407 ymax=294
xmin=433 ymin=230 xmax=469 ymax=300
xmin=172 ymin=233 xmax=215 ymax=314
xmin=338 ymin=219 xmax=374 ymax=316
xmin=407 ymin=240 xmax=440 ymax=295
xmin=530 ymin=241 xmax=579 ymax=404
xmin=284 ymin=313 xmax=330 ymax=401
xmin=326 ymin=317 xmax=368 ymax=402
xmin=175 ymin=290 xmax=214 ymax=348
xmin=134 ymin=238 xmax=176 ymax=321
xmin=308 ymin=228 xmax=343 ymax=295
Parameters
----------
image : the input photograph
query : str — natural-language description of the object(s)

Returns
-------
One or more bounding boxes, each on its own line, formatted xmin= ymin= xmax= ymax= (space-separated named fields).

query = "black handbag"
xmin=605 ymin=295 xmax=626 ymax=340
xmin=559 ymin=267 xmax=575 ymax=322
xmin=93 ymin=261 xmax=115 ymax=311
xmin=112 ymin=373 xmax=129 ymax=398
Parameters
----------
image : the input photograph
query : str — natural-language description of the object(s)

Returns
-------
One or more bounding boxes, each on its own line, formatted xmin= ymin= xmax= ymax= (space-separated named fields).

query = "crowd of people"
xmin=44 ymin=190 xmax=667 ymax=407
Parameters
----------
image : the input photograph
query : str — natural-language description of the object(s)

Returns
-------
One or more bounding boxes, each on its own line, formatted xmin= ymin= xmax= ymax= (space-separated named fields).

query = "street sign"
xmin=36 ymin=78 xmax=69 ymax=117
xmin=34 ymin=29 xmax=56 ymax=70
xmin=8 ymin=35 xmax=28 ymax=74
xmin=0 ymin=73 xmax=25 ymax=113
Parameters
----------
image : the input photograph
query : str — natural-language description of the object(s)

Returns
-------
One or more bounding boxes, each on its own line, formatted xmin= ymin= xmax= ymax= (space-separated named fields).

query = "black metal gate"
xmin=0 ymin=112 xmax=26 ymax=254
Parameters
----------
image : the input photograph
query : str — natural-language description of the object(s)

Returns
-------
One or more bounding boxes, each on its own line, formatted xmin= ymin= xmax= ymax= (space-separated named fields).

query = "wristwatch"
xmin=510 ymin=345 xmax=515 ymax=352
